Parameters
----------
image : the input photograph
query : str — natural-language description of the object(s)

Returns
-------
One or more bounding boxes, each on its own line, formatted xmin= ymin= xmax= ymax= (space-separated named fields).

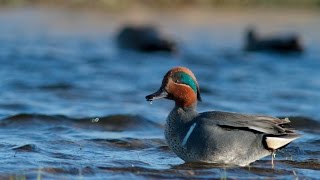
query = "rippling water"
xmin=0 ymin=7 xmax=319 ymax=179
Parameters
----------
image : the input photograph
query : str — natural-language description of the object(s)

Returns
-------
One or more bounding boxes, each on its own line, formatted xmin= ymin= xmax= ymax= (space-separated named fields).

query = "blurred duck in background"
xmin=244 ymin=27 xmax=304 ymax=53
xmin=116 ymin=24 xmax=177 ymax=53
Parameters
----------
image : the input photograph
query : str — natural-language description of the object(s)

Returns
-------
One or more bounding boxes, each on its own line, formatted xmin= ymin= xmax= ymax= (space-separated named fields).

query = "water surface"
xmin=0 ymin=7 xmax=319 ymax=179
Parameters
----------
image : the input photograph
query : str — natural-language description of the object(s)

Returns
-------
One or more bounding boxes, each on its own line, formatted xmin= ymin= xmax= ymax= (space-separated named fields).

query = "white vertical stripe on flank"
xmin=182 ymin=123 xmax=197 ymax=147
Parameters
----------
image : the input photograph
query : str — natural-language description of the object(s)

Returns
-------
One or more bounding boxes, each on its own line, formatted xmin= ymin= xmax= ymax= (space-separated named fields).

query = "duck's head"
xmin=146 ymin=67 xmax=201 ymax=108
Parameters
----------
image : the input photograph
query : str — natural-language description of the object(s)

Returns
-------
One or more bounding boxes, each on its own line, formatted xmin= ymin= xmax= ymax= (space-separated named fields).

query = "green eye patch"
xmin=173 ymin=72 xmax=198 ymax=94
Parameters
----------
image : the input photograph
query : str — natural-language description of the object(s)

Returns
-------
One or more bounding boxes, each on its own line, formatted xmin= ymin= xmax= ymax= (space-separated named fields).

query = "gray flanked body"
xmin=146 ymin=66 xmax=300 ymax=166
xmin=165 ymin=105 xmax=291 ymax=166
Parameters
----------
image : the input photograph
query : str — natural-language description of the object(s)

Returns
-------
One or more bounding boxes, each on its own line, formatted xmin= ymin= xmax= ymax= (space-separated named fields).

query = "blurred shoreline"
xmin=0 ymin=0 xmax=320 ymax=11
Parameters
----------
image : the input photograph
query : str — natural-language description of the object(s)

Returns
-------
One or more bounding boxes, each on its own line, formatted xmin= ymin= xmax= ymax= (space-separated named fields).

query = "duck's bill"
xmin=145 ymin=88 xmax=168 ymax=101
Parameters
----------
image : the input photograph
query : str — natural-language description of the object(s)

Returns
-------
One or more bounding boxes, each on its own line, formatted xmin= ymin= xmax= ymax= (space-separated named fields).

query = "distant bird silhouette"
xmin=244 ymin=27 xmax=303 ymax=53
xmin=116 ymin=25 xmax=177 ymax=53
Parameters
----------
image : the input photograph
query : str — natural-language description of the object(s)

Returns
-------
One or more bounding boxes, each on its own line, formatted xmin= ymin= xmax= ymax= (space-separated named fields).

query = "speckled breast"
xmin=164 ymin=113 xmax=196 ymax=161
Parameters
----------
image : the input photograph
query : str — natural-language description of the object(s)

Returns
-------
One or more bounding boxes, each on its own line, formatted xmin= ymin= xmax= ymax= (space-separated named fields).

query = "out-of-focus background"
xmin=0 ymin=1 xmax=319 ymax=179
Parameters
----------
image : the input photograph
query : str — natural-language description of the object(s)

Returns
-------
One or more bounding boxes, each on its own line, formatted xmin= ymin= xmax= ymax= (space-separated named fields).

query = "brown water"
xmin=0 ymin=7 xmax=319 ymax=179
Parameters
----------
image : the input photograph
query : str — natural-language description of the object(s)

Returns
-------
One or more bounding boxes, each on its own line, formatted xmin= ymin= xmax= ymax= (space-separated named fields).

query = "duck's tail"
xmin=265 ymin=133 xmax=301 ymax=150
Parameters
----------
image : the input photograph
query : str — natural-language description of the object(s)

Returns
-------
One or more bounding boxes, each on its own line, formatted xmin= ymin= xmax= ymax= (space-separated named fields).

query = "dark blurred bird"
xmin=244 ymin=27 xmax=303 ymax=53
xmin=116 ymin=25 xmax=177 ymax=53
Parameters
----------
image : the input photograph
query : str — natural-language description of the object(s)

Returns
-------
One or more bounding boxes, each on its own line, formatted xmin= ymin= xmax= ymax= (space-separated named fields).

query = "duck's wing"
xmin=196 ymin=111 xmax=301 ymax=150
xmin=197 ymin=111 xmax=291 ymax=134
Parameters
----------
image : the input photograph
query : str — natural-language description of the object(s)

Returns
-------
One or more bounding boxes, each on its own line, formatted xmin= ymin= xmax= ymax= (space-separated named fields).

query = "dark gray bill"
xmin=145 ymin=88 xmax=168 ymax=101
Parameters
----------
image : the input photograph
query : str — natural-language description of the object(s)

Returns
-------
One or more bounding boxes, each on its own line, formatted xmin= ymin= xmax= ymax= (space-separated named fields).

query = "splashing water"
xmin=91 ymin=118 xmax=100 ymax=123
